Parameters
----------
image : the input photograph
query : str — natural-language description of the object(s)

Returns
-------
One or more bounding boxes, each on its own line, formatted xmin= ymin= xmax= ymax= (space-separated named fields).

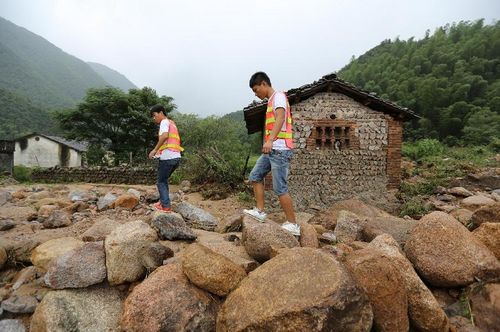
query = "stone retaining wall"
xmin=32 ymin=166 xmax=157 ymax=184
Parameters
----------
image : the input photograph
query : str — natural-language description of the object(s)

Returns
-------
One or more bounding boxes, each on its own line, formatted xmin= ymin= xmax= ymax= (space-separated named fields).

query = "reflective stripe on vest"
xmin=158 ymin=120 xmax=184 ymax=152
xmin=264 ymin=92 xmax=294 ymax=148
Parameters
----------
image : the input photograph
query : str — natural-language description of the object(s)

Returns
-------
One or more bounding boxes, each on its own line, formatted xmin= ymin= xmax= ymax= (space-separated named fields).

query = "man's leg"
xmin=157 ymin=160 xmax=170 ymax=207
xmin=278 ymin=193 xmax=296 ymax=223
xmin=253 ymin=181 xmax=265 ymax=211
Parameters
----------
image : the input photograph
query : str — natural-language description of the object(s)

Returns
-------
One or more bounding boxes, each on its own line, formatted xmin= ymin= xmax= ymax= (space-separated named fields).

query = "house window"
xmin=308 ymin=120 xmax=359 ymax=151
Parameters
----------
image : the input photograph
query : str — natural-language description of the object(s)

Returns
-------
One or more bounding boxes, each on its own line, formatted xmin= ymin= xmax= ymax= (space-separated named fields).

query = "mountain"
xmin=88 ymin=62 xmax=137 ymax=91
xmin=0 ymin=16 xmax=136 ymax=139
xmin=337 ymin=19 xmax=499 ymax=145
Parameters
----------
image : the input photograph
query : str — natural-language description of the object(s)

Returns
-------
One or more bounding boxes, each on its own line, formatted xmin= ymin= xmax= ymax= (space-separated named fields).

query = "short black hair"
xmin=149 ymin=104 xmax=166 ymax=116
xmin=249 ymin=72 xmax=271 ymax=88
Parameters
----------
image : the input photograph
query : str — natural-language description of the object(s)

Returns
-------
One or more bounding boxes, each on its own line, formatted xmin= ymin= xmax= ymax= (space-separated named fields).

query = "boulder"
xmin=182 ymin=243 xmax=247 ymax=296
xmin=33 ymin=198 xmax=71 ymax=210
xmin=81 ymin=217 xmax=121 ymax=241
xmin=469 ymin=283 xmax=500 ymax=332
xmin=448 ymin=187 xmax=473 ymax=197
xmin=150 ymin=211 xmax=196 ymax=241
xmin=369 ymin=234 xmax=449 ymax=332
xmin=216 ymin=213 xmax=243 ymax=233
xmin=334 ymin=210 xmax=364 ymax=243
xmin=42 ymin=210 xmax=72 ymax=228
xmin=345 ymin=248 xmax=409 ymax=332
xmin=194 ymin=230 xmax=259 ymax=273
xmin=31 ymin=237 xmax=84 ymax=273
xmin=127 ymin=188 xmax=142 ymax=199
xmin=30 ymin=285 xmax=125 ymax=332
xmin=308 ymin=198 xmax=416 ymax=246
xmin=174 ymin=201 xmax=218 ymax=231
xmin=461 ymin=195 xmax=496 ymax=211
xmin=68 ymin=190 xmax=95 ymax=202
xmin=470 ymin=202 xmax=500 ymax=228
xmin=37 ymin=205 xmax=58 ymax=219
xmin=97 ymin=192 xmax=117 ymax=211
xmin=120 ymin=264 xmax=219 ymax=332
xmin=217 ymin=247 xmax=373 ymax=332
xmin=44 ymin=241 xmax=106 ymax=289
xmin=12 ymin=266 xmax=37 ymax=290
xmin=112 ymin=194 xmax=139 ymax=210
xmin=0 ymin=190 xmax=12 ymax=205
xmin=105 ymin=220 xmax=158 ymax=285
xmin=472 ymin=222 xmax=500 ymax=259
xmin=242 ymin=218 xmax=299 ymax=262
xmin=0 ymin=319 xmax=26 ymax=332
xmin=450 ymin=208 xmax=474 ymax=226
xmin=404 ymin=211 xmax=499 ymax=287
xmin=298 ymin=222 xmax=319 ymax=248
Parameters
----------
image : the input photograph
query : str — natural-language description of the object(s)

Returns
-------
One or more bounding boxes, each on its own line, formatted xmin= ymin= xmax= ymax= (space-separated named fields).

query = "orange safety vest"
xmin=158 ymin=120 xmax=184 ymax=152
xmin=264 ymin=92 xmax=293 ymax=148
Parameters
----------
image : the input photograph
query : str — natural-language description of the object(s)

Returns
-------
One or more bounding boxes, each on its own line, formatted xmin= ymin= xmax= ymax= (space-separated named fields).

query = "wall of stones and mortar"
xmin=265 ymin=92 xmax=402 ymax=211
xmin=32 ymin=167 xmax=157 ymax=184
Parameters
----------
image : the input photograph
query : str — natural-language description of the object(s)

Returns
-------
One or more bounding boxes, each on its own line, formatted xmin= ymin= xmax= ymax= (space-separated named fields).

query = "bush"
xmin=402 ymin=139 xmax=445 ymax=160
xmin=399 ymin=196 xmax=429 ymax=218
xmin=13 ymin=165 xmax=33 ymax=182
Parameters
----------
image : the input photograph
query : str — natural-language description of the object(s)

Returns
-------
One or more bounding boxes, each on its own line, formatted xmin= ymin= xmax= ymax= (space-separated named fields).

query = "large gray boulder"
xmin=44 ymin=241 xmax=106 ymax=289
xmin=30 ymin=285 xmax=125 ymax=332
xmin=105 ymin=220 xmax=158 ymax=285
xmin=404 ymin=211 xmax=499 ymax=287
xmin=173 ymin=201 xmax=218 ymax=231
xmin=217 ymin=247 xmax=373 ymax=332
xmin=0 ymin=319 xmax=26 ymax=332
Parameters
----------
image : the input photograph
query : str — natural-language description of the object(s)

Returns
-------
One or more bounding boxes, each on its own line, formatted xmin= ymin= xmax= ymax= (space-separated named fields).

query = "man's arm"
xmin=262 ymin=107 xmax=285 ymax=154
xmin=149 ymin=132 xmax=169 ymax=158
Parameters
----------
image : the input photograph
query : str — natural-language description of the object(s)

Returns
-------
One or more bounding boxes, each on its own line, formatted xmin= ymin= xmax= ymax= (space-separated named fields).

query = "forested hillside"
xmin=88 ymin=62 xmax=137 ymax=92
xmin=338 ymin=20 xmax=499 ymax=146
xmin=0 ymin=17 xmax=136 ymax=139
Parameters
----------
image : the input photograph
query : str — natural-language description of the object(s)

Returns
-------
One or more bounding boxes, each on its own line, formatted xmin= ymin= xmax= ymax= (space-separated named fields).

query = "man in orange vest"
xmin=243 ymin=72 xmax=300 ymax=236
xmin=149 ymin=104 xmax=183 ymax=213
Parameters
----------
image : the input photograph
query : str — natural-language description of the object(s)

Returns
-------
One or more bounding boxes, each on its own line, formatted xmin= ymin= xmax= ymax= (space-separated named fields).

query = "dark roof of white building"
xmin=15 ymin=133 xmax=88 ymax=152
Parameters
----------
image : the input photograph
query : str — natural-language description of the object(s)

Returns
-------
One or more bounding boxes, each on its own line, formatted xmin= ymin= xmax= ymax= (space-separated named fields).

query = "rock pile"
xmin=0 ymin=181 xmax=499 ymax=331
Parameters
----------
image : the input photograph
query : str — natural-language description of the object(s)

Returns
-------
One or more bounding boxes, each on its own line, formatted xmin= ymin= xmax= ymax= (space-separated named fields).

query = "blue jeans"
xmin=157 ymin=158 xmax=180 ymax=208
xmin=248 ymin=149 xmax=293 ymax=196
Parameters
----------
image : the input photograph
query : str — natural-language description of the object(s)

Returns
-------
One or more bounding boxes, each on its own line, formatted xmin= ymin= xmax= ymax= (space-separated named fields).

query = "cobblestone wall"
xmin=268 ymin=92 xmax=402 ymax=210
xmin=32 ymin=166 xmax=157 ymax=184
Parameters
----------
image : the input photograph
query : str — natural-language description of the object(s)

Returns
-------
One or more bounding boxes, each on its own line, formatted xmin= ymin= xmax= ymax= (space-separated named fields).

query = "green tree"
xmin=56 ymin=87 xmax=176 ymax=165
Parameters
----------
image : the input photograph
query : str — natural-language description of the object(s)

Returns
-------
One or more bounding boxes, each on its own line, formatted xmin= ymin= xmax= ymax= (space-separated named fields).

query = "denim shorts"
xmin=248 ymin=149 xmax=293 ymax=196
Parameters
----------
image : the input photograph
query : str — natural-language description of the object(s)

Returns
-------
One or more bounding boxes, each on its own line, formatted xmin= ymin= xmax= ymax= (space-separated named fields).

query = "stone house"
xmin=243 ymin=73 xmax=417 ymax=210
xmin=0 ymin=140 xmax=15 ymax=174
xmin=14 ymin=133 xmax=88 ymax=168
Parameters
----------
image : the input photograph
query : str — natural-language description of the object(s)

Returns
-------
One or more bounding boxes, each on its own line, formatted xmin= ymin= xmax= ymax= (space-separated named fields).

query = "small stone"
xmin=0 ymin=219 xmax=15 ymax=231
xmin=1 ymin=295 xmax=38 ymax=313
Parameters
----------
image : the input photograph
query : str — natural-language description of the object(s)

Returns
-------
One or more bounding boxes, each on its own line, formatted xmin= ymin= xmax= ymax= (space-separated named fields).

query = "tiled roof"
xmin=15 ymin=133 xmax=88 ymax=152
xmin=243 ymin=73 xmax=418 ymax=134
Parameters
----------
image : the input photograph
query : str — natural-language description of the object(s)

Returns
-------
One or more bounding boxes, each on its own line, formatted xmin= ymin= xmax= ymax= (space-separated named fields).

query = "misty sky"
xmin=1 ymin=0 xmax=499 ymax=117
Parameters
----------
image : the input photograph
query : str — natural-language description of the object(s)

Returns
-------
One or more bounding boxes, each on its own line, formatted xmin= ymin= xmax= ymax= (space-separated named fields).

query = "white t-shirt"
xmin=269 ymin=91 xmax=291 ymax=150
xmin=159 ymin=119 xmax=181 ymax=160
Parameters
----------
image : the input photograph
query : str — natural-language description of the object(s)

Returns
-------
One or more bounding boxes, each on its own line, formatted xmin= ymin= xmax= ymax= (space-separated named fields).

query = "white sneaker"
xmin=281 ymin=221 xmax=300 ymax=236
xmin=243 ymin=207 xmax=267 ymax=222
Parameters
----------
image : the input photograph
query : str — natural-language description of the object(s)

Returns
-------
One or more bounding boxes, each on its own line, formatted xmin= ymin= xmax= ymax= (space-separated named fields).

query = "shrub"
xmin=13 ymin=165 xmax=33 ymax=182
xmin=399 ymin=196 xmax=429 ymax=218
xmin=402 ymin=139 xmax=445 ymax=161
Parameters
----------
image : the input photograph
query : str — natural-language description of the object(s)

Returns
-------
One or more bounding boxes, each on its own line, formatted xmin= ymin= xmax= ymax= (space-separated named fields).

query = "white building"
xmin=14 ymin=133 xmax=87 ymax=168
